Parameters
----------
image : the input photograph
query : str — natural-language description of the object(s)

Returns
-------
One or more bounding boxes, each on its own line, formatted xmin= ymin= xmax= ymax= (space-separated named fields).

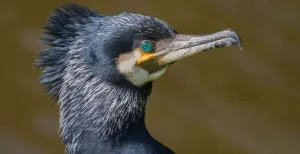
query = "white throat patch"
xmin=117 ymin=49 xmax=167 ymax=86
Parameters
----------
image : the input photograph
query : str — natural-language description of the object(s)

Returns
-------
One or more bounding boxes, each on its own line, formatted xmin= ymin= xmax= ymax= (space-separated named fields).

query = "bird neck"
xmin=58 ymin=64 xmax=153 ymax=152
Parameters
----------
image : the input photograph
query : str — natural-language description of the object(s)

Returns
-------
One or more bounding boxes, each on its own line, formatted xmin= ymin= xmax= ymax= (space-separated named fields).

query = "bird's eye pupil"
xmin=140 ymin=41 xmax=153 ymax=52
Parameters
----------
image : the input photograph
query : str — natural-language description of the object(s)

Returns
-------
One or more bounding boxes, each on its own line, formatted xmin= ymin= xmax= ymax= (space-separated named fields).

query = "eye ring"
xmin=139 ymin=40 xmax=154 ymax=52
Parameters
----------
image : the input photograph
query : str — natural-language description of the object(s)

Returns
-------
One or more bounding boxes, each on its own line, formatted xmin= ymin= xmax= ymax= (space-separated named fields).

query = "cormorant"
xmin=36 ymin=3 xmax=242 ymax=154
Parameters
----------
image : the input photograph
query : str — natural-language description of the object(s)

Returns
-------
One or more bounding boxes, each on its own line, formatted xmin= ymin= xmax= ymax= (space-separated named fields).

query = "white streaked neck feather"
xmin=58 ymin=42 xmax=150 ymax=153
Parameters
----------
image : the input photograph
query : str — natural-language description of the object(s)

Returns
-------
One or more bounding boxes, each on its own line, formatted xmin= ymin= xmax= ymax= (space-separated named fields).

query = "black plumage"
xmin=36 ymin=3 xmax=241 ymax=154
xmin=37 ymin=4 xmax=175 ymax=154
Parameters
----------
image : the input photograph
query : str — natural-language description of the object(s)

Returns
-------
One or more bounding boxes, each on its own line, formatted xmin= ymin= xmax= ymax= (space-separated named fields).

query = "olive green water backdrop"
xmin=1 ymin=0 xmax=299 ymax=153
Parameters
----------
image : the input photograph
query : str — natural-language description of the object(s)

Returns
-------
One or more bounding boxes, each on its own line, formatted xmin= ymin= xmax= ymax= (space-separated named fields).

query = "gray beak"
xmin=155 ymin=29 xmax=242 ymax=65
xmin=136 ymin=29 xmax=242 ymax=73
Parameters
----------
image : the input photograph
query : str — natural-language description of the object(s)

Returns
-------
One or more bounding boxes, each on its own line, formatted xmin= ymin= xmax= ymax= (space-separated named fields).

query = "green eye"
xmin=140 ymin=40 xmax=154 ymax=52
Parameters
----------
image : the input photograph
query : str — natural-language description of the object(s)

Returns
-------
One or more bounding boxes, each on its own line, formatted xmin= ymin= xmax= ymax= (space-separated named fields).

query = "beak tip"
xmin=225 ymin=29 xmax=242 ymax=50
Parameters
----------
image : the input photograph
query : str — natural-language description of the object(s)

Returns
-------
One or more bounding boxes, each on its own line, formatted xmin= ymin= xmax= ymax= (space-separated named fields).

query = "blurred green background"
xmin=0 ymin=0 xmax=299 ymax=153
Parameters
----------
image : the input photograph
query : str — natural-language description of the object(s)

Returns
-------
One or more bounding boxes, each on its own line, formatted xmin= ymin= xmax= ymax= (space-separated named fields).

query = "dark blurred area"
xmin=1 ymin=0 xmax=299 ymax=154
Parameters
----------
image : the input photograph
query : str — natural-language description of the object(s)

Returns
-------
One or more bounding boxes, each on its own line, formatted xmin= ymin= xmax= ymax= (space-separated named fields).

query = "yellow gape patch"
xmin=117 ymin=49 xmax=167 ymax=86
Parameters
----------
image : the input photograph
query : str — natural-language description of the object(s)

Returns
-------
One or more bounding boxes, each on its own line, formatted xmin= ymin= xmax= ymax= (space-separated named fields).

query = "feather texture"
xmin=36 ymin=4 xmax=103 ymax=98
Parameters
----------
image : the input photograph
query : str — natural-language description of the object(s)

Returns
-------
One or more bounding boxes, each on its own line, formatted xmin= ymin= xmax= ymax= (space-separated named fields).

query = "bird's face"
xmin=98 ymin=13 xmax=241 ymax=86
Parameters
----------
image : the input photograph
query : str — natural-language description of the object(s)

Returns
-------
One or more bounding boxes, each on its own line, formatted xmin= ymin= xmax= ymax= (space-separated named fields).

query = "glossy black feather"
xmin=36 ymin=3 xmax=176 ymax=154
xmin=36 ymin=4 xmax=104 ymax=97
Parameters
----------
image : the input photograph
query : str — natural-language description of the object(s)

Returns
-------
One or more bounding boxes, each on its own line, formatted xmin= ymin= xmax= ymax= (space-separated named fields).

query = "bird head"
xmin=37 ymin=4 xmax=241 ymax=97
xmin=36 ymin=4 xmax=243 ymax=146
xmin=91 ymin=13 xmax=241 ymax=87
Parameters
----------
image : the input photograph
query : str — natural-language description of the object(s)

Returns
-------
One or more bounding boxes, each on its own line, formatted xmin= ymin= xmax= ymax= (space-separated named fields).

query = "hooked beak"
xmin=136 ymin=29 xmax=242 ymax=73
